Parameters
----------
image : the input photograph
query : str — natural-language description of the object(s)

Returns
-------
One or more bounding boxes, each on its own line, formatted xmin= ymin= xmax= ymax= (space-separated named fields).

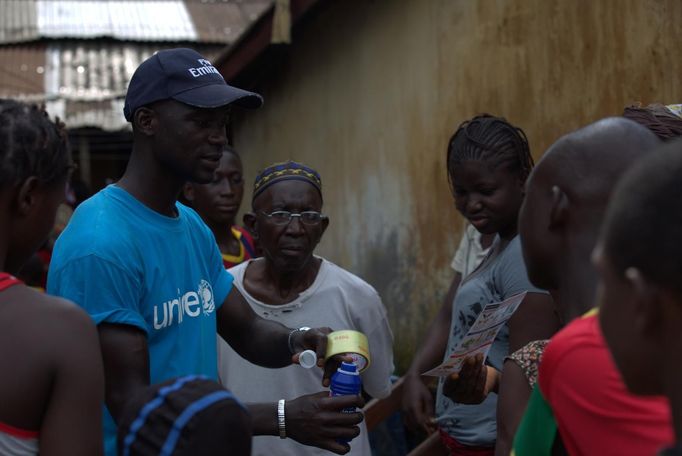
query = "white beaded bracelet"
xmin=277 ymin=399 xmax=286 ymax=439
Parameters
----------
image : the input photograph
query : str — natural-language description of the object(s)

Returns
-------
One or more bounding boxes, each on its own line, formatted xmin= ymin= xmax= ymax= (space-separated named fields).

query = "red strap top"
xmin=0 ymin=273 xmax=22 ymax=291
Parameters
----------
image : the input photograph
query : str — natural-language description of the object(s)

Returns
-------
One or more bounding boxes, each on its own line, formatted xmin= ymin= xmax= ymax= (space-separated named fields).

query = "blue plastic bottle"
xmin=329 ymin=361 xmax=362 ymax=444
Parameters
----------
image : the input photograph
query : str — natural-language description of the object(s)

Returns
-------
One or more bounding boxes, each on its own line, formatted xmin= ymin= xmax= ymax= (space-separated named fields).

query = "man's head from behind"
xmin=245 ymin=161 xmax=328 ymax=273
xmin=519 ymin=118 xmax=660 ymax=292
xmin=596 ymin=138 xmax=682 ymax=396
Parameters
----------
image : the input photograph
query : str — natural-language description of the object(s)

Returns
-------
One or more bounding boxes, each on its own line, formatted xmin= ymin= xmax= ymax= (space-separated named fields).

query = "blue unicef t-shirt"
xmin=47 ymin=185 xmax=233 ymax=456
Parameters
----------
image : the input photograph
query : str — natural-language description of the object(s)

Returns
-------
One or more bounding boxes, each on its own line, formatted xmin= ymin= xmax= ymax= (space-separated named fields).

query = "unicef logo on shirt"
xmin=199 ymin=280 xmax=215 ymax=315
xmin=153 ymin=280 xmax=215 ymax=330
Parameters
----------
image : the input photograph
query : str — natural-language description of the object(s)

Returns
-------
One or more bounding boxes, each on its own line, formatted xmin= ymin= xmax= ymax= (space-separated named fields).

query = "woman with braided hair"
xmin=0 ymin=99 xmax=104 ymax=455
xmin=402 ymin=115 xmax=559 ymax=455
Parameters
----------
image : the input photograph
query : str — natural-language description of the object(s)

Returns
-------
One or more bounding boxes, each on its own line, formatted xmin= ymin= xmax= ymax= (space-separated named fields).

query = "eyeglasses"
xmin=260 ymin=210 xmax=327 ymax=226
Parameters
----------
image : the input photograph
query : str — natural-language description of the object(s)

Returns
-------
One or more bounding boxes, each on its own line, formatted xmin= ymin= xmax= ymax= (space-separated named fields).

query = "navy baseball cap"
xmin=123 ymin=48 xmax=263 ymax=122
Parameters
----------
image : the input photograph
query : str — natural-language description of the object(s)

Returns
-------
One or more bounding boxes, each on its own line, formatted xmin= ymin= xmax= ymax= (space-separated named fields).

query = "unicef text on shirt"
xmin=153 ymin=280 xmax=215 ymax=330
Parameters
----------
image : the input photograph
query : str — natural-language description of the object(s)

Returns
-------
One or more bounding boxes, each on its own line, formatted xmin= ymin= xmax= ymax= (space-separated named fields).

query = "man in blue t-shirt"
xmin=47 ymin=48 xmax=364 ymax=456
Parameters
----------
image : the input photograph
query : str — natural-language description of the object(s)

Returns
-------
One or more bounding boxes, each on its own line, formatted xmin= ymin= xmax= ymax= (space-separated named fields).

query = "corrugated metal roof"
xmin=0 ymin=0 xmax=273 ymax=44
xmin=0 ymin=1 xmax=39 ymax=44
xmin=46 ymin=42 xmax=159 ymax=102
xmin=1 ymin=42 xmax=223 ymax=130
xmin=0 ymin=0 xmax=274 ymax=130
xmin=0 ymin=44 xmax=46 ymax=99
xmin=185 ymin=0 xmax=270 ymax=43
xmin=37 ymin=1 xmax=197 ymax=41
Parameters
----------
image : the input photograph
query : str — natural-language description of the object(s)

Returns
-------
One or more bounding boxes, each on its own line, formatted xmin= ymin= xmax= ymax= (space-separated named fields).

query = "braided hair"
xmin=0 ymin=99 xmax=72 ymax=189
xmin=446 ymin=114 xmax=533 ymax=192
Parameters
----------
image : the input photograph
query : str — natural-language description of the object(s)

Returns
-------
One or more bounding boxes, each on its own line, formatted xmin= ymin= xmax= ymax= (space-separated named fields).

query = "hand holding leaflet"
xmin=423 ymin=292 xmax=527 ymax=377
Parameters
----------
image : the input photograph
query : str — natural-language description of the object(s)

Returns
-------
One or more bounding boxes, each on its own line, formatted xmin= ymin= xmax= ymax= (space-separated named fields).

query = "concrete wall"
xmin=230 ymin=0 xmax=682 ymax=373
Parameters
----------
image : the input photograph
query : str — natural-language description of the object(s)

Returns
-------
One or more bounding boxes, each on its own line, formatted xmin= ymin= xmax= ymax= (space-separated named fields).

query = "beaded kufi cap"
xmin=253 ymin=160 xmax=322 ymax=201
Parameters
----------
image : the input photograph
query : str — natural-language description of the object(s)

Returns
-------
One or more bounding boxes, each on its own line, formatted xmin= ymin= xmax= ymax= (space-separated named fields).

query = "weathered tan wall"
xmin=230 ymin=0 xmax=682 ymax=373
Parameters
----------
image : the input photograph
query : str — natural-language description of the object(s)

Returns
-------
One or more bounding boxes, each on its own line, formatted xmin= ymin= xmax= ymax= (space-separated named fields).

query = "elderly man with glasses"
xmin=217 ymin=161 xmax=395 ymax=456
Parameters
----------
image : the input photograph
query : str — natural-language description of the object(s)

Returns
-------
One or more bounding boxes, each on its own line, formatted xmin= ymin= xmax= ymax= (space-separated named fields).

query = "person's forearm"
xmin=495 ymin=361 xmax=532 ymax=456
xmin=232 ymin=318 xmax=293 ymax=368
xmin=247 ymin=402 xmax=278 ymax=436
xmin=217 ymin=289 xmax=296 ymax=367
xmin=98 ymin=324 xmax=151 ymax=424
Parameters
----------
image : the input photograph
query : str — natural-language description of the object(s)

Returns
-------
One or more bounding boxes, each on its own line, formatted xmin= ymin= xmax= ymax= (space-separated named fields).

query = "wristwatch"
xmin=287 ymin=326 xmax=311 ymax=354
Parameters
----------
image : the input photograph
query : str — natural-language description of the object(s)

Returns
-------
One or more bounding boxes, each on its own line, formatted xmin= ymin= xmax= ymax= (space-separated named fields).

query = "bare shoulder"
xmin=11 ymin=287 xmax=98 ymax=343
xmin=36 ymin=292 xmax=95 ymax=327
xmin=0 ymin=287 xmax=101 ymax=378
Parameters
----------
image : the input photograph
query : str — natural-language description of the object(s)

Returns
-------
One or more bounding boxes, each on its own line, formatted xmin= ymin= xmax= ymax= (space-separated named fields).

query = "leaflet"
xmin=423 ymin=292 xmax=527 ymax=377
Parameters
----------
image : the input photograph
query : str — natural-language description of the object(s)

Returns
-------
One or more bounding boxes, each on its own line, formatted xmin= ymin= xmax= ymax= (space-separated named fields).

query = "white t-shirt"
xmin=218 ymin=258 xmax=394 ymax=456
xmin=451 ymin=224 xmax=491 ymax=277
